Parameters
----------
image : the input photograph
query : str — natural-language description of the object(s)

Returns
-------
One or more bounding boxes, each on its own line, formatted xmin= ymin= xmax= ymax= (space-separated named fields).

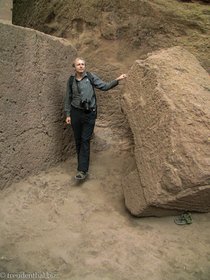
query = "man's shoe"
xmin=75 ymin=171 xmax=87 ymax=180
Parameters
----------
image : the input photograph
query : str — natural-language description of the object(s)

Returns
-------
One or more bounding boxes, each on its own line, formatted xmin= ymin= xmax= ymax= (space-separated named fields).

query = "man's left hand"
xmin=116 ymin=74 xmax=127 ymax=81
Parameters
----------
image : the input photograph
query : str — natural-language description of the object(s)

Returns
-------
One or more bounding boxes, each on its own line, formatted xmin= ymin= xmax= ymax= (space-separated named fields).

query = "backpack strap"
xmin=69 ymin=75 xmax=75 ymax=89
xmin=86 ymin=72 xmax=97 ymax=117
xmin=64 ymin=75 xmax=74 ymax=117
xmin=69 ymin=72 xmax=94 ymax=91
xmin=86 ymin=72 xmax=94 ymax=87
xmin=86 ymin=71 xmax=97 ymax=107
xmin=69 ymin=72 xmax=94 ymax=87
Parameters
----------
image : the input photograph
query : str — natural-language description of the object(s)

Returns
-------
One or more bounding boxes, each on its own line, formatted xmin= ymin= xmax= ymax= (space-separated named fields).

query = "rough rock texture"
xmin=0 ymin=0 xmax=12 ymax=22
xmin=11 ymin=0 xmax=210 ymax=142
xmin=122 ymin=46 xmax=210 ymax=217
xmin=12 ymin=0 xmax=210 ymax=73
xmin=0 ymin=22 xmax=76 ymax=189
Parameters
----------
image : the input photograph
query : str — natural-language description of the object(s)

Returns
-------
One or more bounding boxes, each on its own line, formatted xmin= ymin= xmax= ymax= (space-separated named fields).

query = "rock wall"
xmin=0 ymin=22 xmax=76 ymax=188
xmin=11 ymin=0 xmax=210 ymax=141
xmin=122 ymin=46 xmax=210 ymax=216
xmin=12 ymin=0 xmax=210 ymax=73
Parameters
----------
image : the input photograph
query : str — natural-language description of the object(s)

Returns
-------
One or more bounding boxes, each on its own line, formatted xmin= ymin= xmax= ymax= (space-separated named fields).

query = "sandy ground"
xmin=0 ymin=126 xmax=210 ymax=280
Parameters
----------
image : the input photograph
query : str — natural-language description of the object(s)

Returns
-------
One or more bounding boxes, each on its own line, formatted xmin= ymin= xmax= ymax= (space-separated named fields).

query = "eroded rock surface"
xmin=122 ymin=46 xmax=210 ymax=216
xmin=0 ymin=22 xmax=76 ymax=188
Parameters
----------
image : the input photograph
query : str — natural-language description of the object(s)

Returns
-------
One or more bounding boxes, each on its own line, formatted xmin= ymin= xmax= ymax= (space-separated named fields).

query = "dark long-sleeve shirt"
xmin=64 ymin=72 xmax=119 ymax=117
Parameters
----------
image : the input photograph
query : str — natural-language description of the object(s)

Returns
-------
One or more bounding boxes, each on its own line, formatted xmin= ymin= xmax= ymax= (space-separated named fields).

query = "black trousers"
xmin=70 ymin=106 xmax=96 ymax=172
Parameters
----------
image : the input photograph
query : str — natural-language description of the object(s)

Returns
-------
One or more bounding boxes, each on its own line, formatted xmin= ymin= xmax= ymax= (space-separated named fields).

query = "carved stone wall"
xmin=0 ymin=22 xmax=76 ymax=188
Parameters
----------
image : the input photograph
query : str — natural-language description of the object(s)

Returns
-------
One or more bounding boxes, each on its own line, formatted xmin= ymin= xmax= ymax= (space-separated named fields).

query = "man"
xmin=64 ymin=57 xmax=127 ymax=180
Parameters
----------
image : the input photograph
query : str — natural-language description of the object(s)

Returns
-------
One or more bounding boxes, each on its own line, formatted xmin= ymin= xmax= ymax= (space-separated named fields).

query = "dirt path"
xmin=0 ymin=128 xmax=210 ymax=280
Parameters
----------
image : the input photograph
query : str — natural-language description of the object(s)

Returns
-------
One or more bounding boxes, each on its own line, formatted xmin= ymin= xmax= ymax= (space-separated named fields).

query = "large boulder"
xmin=0 ymin=22 xmax=76 ymax=188
xmin=122 ymin=46 xmax=210 ymax=216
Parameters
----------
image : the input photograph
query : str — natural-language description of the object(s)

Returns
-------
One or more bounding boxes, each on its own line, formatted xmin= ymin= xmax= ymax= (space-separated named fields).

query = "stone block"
xmin=122 ymin=46 xmax=210 ymax=216
xmin=0 ymin=22 xmax=76 ymax=188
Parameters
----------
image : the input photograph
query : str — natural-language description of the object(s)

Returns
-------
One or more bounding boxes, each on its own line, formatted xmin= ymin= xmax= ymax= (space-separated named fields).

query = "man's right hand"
xmin=66 ymin=116 xmax=71 ymax=124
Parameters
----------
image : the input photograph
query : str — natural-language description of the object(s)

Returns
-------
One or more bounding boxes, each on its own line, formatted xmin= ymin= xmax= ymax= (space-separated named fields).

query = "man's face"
xmin=74 ymin=59 xmax=86 ymax=74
